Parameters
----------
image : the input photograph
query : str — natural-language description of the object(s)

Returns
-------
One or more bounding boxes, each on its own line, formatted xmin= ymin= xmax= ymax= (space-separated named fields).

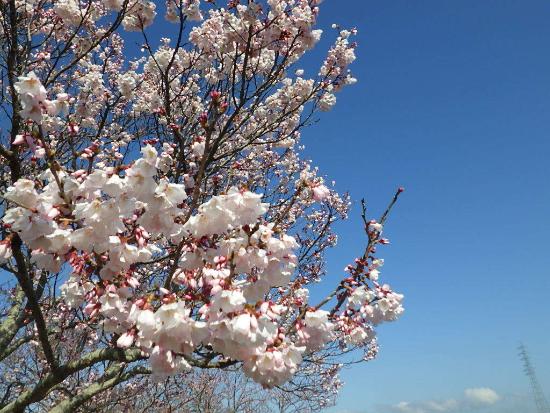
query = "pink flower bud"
xmin=134 ymin=298 xmax=146 ymax=308
xmin=13 ymin=134 xmax=27 ymax=145
xmin=117 ymin=331 xmax=135 ymax=348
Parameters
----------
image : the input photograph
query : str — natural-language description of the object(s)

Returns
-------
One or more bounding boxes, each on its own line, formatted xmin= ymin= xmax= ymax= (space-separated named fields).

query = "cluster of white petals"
xmin=122 ymin=0 xmax=157 ymax=31
xmin=243 ymin=342 xmax=305 ymax=388
xmin=14 ymin=72 xmax=66 ymax=124
xmin=299 ymin=310 xmax=335 ymax=351
xmin=182 ymin=188 xmax=268 ymax=238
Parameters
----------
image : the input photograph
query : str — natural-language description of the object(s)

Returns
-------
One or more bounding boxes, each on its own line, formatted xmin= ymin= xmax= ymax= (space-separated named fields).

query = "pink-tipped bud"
xmin=13 ymin=134 xmax=26 ymax=145
xmin=117 ymin=331 xmax=135 ymax=348
xmin=134 ymin=298 xmax=146 ymax=308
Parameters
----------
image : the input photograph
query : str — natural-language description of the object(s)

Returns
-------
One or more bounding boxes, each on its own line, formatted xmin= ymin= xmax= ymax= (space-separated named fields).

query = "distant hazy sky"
xmin=295 ymin=1 xmax=550 ymax=412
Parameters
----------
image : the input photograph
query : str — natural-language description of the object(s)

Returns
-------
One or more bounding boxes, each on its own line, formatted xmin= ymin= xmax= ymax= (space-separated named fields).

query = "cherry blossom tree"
xmin=50 ymin=364 xmax=342 ymax=412
xmin=0 ymin=0 xmax=404 ymax=411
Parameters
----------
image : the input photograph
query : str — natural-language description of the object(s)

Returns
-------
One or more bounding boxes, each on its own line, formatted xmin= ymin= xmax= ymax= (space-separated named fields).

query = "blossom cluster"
xmin=3 ymin=143 xmax=335 ymax=386
xmin=2 ymin=143 xmax=402 ymax=387
xmin=14 ymin=72 xmax=69 ymax=124
xmin=0 ymin=0 xmax=403 ymax=394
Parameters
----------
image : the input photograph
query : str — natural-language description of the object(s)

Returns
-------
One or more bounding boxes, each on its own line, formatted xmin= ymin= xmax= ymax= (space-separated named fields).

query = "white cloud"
xmin=381 ymin=387 xmax=500 ymax=413
xmin=391 ymin=399 xmax=459 ymax=413
xmin=464 ymin=388 xmax=500 ymax=405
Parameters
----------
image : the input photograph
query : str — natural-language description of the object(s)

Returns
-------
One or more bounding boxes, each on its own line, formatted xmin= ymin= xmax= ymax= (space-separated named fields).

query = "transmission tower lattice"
xmin=519 ymin=344 xmax=550 ymax=413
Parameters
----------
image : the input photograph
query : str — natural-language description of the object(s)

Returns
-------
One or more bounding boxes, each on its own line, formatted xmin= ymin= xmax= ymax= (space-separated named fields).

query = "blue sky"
xmin=298 ymin=1 xmax=550 ymax=412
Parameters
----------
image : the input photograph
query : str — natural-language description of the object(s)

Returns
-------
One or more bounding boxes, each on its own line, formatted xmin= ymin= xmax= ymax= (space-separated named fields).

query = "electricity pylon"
xmin=519 ymin=344 xmax=550 ymax=413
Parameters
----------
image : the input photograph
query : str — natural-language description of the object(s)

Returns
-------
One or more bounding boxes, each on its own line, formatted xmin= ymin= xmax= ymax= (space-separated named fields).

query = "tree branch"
xmin=0 ymin=287 xmax=25 ymax=360
xmin=0 ymin=348 xmax=144 ymax=413
xmin=49 ymin=364 xmax=151 ymax=413
xmin=9 ymin=234 xmax=57 ymax=371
